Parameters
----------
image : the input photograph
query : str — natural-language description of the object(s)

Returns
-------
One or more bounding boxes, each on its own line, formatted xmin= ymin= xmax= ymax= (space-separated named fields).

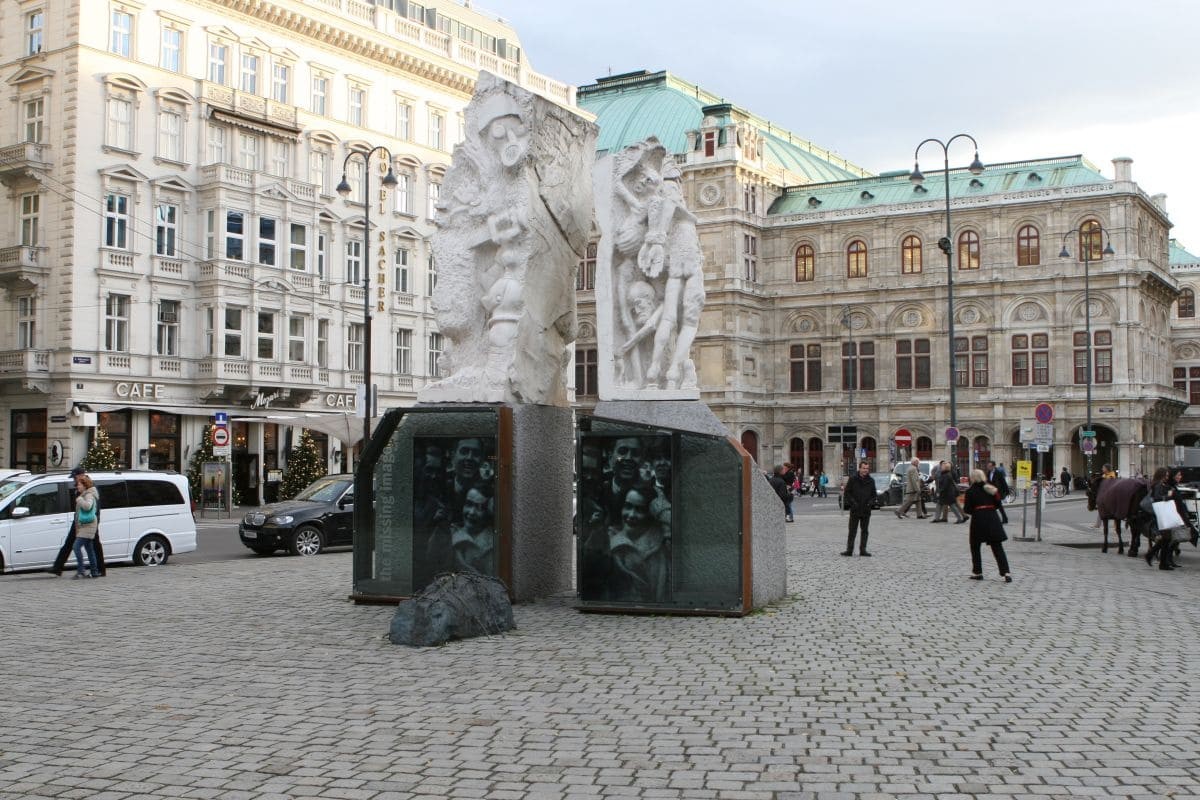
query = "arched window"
xmin=915 ymin=436 xmax=932 ymax=460
xmin=957 ymin=231 xmax=980 ymax=270
xmin=1017 ymin=225 xmax=1040 ymax=266
xmin=1079 ymin=219 xmax=1104 ymax=261
xmin=740 ymin=430 xmax=759 ymax=462
xmin=901 ymin=235 xmax=922 ymax=274
xmin=807 ymin=437 xmax=823 ymax=476
xmin=794 ymin=244 xmax=815 ymax=282
xmin=1180 ymin=288 xmax=1196 ymax=319
xmin=847 ymin=239 xmax=867 ymax=278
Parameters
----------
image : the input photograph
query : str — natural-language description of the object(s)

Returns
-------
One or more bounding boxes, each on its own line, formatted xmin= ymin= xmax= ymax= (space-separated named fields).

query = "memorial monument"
xmin=353 ymin=73 xmax=597 ymax=603
xmin=581 ymin=137 xmax=787 ymax=615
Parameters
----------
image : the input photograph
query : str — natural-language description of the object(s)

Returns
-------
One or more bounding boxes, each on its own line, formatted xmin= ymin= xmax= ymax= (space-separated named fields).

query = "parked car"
xmin=0 ymin=470 xmax=196 ymax=573
xmin=838 ymin=472 xmax=895 ymax=509
xmin=239 ymin=474 xmax=354 ymax=557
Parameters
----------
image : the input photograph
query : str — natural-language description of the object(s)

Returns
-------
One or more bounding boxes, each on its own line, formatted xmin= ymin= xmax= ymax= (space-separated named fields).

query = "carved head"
xmin=475 ymin=93 xmax=529 ymax=168
xmin=628 ymin=281 xmax=657 ymax=326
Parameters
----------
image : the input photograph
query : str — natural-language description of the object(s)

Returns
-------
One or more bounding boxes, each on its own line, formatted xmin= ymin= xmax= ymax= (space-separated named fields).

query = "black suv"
xmin=238 ymin=474 xmax=354 ymax=557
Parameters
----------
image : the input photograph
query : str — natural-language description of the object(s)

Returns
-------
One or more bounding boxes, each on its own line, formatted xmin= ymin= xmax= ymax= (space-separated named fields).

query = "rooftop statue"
xmin=419 ymin=72 xmax=596 ymax=406
xmin=595 ymin=137 xmax=706 ymax=398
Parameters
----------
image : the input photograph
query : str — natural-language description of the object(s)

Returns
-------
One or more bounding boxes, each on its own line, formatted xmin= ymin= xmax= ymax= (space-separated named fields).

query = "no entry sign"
xmin=212 ymin=427 xmax=230 ymax=447
xmin=894 ymin=428 xmax=913 ymax=447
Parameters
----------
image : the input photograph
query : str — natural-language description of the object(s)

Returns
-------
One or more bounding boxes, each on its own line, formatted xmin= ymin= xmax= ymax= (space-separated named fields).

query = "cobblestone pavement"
xmin=2 ymin=508 xmax=1198 ymax=800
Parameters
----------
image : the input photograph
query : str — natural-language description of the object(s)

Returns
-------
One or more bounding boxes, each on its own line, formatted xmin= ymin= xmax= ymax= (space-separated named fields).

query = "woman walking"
xmin=72 ymin=474 xmax=101 ymax=579
xmin=1144 ymin=467 xmax=1177 ymax=571
xmin=962 ymin=469 xmax=1012 ymax=582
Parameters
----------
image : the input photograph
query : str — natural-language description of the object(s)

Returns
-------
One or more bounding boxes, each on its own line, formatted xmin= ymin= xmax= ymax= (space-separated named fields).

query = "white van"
xmin=0 ymin=471 xmax=197 ymax=573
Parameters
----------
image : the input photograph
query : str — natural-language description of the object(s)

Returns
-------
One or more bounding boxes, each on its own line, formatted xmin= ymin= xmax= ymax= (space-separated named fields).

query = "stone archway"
xmin=741 ymin=430 xmax=759 ymax=465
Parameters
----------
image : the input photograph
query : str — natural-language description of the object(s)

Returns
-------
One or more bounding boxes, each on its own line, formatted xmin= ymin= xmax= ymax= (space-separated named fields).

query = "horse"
xmin=1094 ymin=477 xmax=1152 ymax=555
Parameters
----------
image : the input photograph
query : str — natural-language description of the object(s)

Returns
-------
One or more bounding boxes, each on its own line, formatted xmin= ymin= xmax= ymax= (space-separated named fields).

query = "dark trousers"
xmin=846 ymin=511 xmax=870 ymax=553
xmin=998 ymin=503 xmax=1009 ymax=524
xmin=53 ymin=522 xmax=106 ymax=575
xmin=970 ymin=539 xmax=1010 ymax=576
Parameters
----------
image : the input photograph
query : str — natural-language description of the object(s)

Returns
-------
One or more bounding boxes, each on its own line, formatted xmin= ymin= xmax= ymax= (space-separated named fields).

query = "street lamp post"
xmin=1059 ymin=225 xmax=1115 ymax=479
xmin=842 ymin=305 xmax=854 ymax=476
xmin=910 ymin=135 xmax=984 ymax=475
xmin=337 ymin=147 xmax=398 ymax=458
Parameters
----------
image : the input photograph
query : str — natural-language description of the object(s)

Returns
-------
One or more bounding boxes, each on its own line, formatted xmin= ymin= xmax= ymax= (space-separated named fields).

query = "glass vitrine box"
xmin=576 ymin=415 xmax=750 ymax=615
xmin=353 ymin=406 xmax=510 ymax=602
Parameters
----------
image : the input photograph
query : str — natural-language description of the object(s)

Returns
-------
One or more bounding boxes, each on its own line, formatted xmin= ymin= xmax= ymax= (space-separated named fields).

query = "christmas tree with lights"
xmin=280 ymin=429 xmax=326 ymax=500
xmin=78 ymin=427 xmax=119 ymax=472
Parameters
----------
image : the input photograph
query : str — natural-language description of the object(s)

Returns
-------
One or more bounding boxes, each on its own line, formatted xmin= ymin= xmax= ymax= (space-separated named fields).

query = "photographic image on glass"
xmin=412 ymin=435 xmax=498 ymax=589
xmin=578 ymin=433 xmax=672 ymax=604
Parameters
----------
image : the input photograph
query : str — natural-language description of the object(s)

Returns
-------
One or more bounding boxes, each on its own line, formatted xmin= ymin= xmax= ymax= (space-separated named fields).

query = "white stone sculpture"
xmin=594 ymin=137 xmax=706 ymax=399
xmin=419 ymin=72 xmax=597 ymax=406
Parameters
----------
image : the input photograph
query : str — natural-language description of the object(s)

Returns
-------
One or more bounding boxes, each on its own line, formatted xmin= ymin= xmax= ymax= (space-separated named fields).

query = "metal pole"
xmin=1034 ymin=448 xmax=1043 ymax=542
xmin=846 ymin=307 xmax=854 ymax=476
xmin=943 ymin=146 xmax=956 ymax=447
xmin=362 ymin=157 xmax=372 ymax=457
xmin=1084 ymin=244 xmax=1093 ymax=480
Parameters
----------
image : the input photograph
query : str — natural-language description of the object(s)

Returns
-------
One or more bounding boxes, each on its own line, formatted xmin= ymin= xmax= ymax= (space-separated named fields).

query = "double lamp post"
xmin=1059 ymin=223 xmax=1114 ymax=477
xmin=337 ymin=146 xmax=398 ymax=455
xmin=910 ymin=135 xmax=984 ymax=474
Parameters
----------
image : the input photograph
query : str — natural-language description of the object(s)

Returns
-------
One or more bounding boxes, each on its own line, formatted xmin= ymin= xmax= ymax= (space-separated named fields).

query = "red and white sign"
xmin=212 ymin=427 xmax=230 ymax=447
xmin=894 ymin=428 xmax=913 ymax=447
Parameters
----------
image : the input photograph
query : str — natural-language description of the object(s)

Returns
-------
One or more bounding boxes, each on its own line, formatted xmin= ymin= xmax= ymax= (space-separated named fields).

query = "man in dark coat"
xmin=841 ymin=461 xmax=876 ymax=556
xmin=767 ymin=465 xmax=793 ymax=522
xmin=1060 ymin=466 xmax=1072 ymax=495
xmin=987 ymin=461 xmax=1010 ymax=523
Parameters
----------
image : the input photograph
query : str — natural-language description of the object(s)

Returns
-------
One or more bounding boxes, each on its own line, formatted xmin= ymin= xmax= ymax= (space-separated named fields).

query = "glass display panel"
xmin=578 ymin=432 xmax=672 ymax=604
xmin=577 ymin=418 xmax=744 ymax=612
xmin=354 ymin=408 xmax=499 ymax=599
xmin=412 ymin=435 xmax=498 ymax=588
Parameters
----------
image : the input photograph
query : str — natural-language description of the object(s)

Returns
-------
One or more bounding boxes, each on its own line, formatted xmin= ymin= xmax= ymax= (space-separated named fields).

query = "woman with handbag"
xmin=1145 ymin=467 xmax=1178 ymax=571
xmin=962 ymin=469 xmax=1012 ymax=582
xmin=72 ymin=473 xmax=101 ymax=579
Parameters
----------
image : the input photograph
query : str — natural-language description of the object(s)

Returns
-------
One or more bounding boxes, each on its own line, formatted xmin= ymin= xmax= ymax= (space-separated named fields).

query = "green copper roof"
xmin=1170 ymin=239 xmax=1199 ymax=265
xmin=578 ymin=70 xmax=868 ymax=183
xmin=768 ymin=155 xmax=1108 ymax=216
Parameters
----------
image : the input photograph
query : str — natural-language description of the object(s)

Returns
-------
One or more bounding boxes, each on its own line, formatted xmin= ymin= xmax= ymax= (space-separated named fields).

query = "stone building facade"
xmin=0 ymin=0 xmax=569 ymax=502
xmin=576 ymin=71 xmax=1183 ymax=480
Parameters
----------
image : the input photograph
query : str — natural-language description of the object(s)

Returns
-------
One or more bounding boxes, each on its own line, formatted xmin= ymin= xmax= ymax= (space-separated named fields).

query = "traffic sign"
xmin=1080 ymin=430 xmax=1096 ymax=438
xmin=1035 ymin=403 xmax=1054 ymax=424
xmin=894 ymin=428 xmax=912 ymax=447
xmin=214 ymin=411 xmax=228 ymax=425
xmin=945 ymin=426 xmax=959 ymax=443
xmin=212 ymin=427 xmax=230 ymax=447
xmin=1081 ymin=438 xmax=1096 ymax=454
xmin=1034 ymin=422 xmax=1054 ymax=447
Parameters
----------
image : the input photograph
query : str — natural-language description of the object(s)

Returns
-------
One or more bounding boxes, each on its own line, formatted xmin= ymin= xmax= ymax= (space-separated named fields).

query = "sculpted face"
xmin=629 ymin=283 xmax=656 ymax=326
xmin=628 ymin=164 xmax=661 ymax=199
xmin=488 ymin=114 xmax=529 ymax=168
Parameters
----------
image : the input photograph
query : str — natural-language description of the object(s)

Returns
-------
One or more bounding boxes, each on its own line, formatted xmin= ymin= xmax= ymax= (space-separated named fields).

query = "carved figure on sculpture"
xmin=606 ymin=139 xmax=705 ymax=392
xmin=420 ymin=72 xmax=596 ymax=406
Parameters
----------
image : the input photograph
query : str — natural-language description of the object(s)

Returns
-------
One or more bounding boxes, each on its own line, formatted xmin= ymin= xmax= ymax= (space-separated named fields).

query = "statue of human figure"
xmin=611 ymin=143 xmax=704 ymax=390
xmin=422 ymin=72 xmax=594 ymax=407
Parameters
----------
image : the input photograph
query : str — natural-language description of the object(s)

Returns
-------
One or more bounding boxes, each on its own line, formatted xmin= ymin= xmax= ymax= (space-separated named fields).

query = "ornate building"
xmin=0 ymin=0 xmax=569 ymax=501
xmin=576 ymin=70 xmax=1183 ymax=479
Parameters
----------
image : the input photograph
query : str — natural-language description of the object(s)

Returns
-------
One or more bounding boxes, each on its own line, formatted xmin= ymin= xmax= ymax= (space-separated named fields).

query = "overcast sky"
xmin=491 ymin=0 xmax=1200 ymax=250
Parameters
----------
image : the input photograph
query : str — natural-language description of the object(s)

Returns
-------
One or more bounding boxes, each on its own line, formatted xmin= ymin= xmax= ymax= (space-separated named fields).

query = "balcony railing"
xmin=0 ymin=244 xmax=47 ymax=288
xmin=0 ymin=142 xmax=50 ymax=180
xmin=0 ymin=349 xmax=50 ymax=374
xmin=198 ymin=163 xmax=319 ymax=203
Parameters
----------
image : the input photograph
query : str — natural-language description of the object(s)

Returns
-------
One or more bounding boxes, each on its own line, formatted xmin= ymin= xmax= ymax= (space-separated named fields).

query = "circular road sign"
xmin=1035 ymin=402 xmax=1054 ymax=424
xmin=1081 ymin=438 xmax=1096 ymax=455
xmin=894 ymin=428 xmax=913 ymax=447
xmin=212 ymin=427 xmax=230 ymax=447
xmin=945 ymin=426 xmax=959 ymax=443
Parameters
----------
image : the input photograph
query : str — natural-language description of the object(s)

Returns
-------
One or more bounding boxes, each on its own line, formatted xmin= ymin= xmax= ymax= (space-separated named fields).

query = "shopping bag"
xmin=1152 ymin=500 xmax=1185 ymax=531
